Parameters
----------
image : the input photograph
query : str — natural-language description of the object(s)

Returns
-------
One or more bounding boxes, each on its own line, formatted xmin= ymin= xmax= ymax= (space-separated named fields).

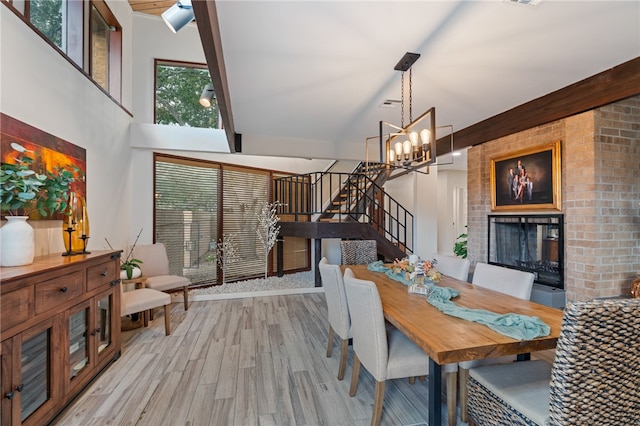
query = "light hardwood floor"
xmin=54 ymin=293 xmax=554 ymax=426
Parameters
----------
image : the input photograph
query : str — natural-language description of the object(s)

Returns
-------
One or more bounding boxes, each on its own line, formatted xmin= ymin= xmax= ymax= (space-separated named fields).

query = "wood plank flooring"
xmin=53 ymin=293 xmax=554 ymax=426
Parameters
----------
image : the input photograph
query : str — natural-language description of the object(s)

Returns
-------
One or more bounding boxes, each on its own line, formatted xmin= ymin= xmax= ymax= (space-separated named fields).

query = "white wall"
xmin=437 ymin=170 xmax=467 ymax=255
xmin=1 ymin=1 xmax=134 ymax=256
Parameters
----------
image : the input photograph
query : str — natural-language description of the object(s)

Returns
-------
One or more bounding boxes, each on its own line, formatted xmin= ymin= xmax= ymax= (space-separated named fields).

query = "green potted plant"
xmin=1 ymin=142 xmax=79 ymax=266
xmin=453 ymin=227 xmax=468 ymax=259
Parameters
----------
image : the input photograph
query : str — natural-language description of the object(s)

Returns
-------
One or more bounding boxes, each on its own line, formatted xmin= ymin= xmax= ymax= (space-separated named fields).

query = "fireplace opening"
xmin=488 ymin=214 xmax=564 ymax=290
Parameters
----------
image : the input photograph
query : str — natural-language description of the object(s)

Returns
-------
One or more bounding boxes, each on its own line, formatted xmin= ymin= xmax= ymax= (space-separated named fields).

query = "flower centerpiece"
xmin=391 ymin=257 xmax=441 ymax=283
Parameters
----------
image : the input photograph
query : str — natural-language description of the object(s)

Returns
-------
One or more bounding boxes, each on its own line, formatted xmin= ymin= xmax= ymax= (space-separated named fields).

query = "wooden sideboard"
xmin=1 ymin=251 xmax=122 ymax=426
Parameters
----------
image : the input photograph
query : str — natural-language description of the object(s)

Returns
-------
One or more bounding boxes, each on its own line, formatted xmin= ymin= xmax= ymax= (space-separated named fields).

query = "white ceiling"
xmin=213 ymin=1 xmax=639 ymax=169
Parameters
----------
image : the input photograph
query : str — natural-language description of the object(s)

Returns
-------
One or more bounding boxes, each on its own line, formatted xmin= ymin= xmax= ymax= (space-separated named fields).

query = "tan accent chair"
xmin=132 ymin=243 xmax=190 ymax=310
xmin=340 ymin=240 xmax=377 ymax=265
xmin=318 ymin=257 xmax=352 ymax=380
xmin=343 ymin=268 xmax=430 ymax=426
xmin=455 ymin=262 xmax=535 ymax=423
xmin=121 ymin=286 xmax=171 ymax=335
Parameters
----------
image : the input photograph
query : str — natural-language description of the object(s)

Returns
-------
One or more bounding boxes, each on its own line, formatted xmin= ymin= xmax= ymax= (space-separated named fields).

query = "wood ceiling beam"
xmin=436 ymin=57 xmax=640 ymax=156
xmin=192 ymin=0 xmax=238 ymax=153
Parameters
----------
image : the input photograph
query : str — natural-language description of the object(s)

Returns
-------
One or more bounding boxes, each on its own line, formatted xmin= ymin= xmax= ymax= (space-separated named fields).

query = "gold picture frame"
xmin=490 ymin=140 xmax=561 ymax=211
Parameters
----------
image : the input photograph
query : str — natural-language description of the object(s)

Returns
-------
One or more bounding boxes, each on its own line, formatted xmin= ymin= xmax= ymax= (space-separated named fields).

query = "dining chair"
xmin=467 ymin=298 xmax=640 ymax=426
xmin=340 ymin=239 xmax=377 ymax=265
xmin=430 ymin=254 xmax=470 ymax=425
xmin=121 ymin=285 xmax=171 ymax=335
xmin=318 ymin=257 xmax=352 ymax=380
xmin=131 ymin=243 xmax=191 ymax=311
xmin=343 ymin=268 xmax=430 ymax=426
xmin=433 ymin=253 xmax=470 ymax=281
xmin=453 ymin=262 xmax=535 ymax=423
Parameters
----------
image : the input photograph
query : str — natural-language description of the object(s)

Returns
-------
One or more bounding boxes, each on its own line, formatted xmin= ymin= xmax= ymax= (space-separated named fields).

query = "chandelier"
xmin=375 ymin=52 xmax=453 ymax=172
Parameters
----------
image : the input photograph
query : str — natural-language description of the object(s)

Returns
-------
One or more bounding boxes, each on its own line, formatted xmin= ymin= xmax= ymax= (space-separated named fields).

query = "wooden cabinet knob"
xmin=60 ymin=287 xmax=68 ymax=293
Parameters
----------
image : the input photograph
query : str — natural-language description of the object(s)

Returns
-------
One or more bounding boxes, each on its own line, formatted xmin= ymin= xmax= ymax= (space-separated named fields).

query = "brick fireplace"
xmin=467 ymin=95 xmax=640 ymax=303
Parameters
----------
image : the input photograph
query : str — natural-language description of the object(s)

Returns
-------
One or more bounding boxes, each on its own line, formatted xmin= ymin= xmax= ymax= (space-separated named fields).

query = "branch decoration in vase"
xmin=256 ymin=201 xmax=283 ymax=279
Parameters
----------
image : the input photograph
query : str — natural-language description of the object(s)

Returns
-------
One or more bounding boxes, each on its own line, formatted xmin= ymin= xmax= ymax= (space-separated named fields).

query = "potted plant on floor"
xmin=1 ymin=142 xmax=79 ymax=266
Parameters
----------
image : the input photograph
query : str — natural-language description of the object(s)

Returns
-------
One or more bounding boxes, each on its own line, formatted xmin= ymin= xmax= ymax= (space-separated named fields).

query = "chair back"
xmin=549 ymin=299 xmax=640 ymax=424
xmin=472 ymin=262 xmax=534 ymax=300
xmin=343 ymin=268 xmax=389 ymax=381
xmin=340 ymin=240 xmax=377 ymax=265
xmin=433 ymin=253 xmax=470 ymax=281
xmin=131 ymin=243 xmax=170 ymax=277
xmin=319 ymin=258 xmax=351 ymax=338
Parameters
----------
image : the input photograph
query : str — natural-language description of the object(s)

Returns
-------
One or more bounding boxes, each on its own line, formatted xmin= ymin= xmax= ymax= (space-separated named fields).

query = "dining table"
xmin=342 ymin=264 xmax=564 ymax=426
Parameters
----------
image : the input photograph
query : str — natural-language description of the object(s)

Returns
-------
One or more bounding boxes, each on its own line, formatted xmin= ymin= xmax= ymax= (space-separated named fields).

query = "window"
xmin=5 ymin=0 xmax=121 ymax=101
xmin=154 ymin=154 xmax=309 ymax=286
xmin=90 ymin=2 xmax=121 ymax=99
xmin=155 ymin=60 xmax=220 ymax=129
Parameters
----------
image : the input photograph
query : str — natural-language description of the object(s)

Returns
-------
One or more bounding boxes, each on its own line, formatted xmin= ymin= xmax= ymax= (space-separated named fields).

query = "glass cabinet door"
xmin=68 ymin=306 xmax=90 ymax=381
xmin=19 ymin=319 xmax=56 ymax=424
xmin=96 ymin=293 xmax=112 ymax=356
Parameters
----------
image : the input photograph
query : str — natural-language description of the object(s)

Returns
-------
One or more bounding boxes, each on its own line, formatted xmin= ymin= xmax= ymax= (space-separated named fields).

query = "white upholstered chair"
xmin=121 ymin=286 xmax=171 ymax=335
xmin=318 ymin=257 xmax=352 ymax=380
xmin=433 ymin=253 xmax=471 ymax=282
xmin=131 ymin=243 xmax=190 ymax=311
xmin=431 ymin=253 xmax=471 ymax=425
xmin=343 ymin=268 xmax=430 ymax=426
xmin=454 ymin=262 xmax=535 ymax=422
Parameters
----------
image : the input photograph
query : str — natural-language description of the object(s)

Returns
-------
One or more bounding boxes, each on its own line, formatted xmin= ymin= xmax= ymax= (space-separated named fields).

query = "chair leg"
xmin=459 ymin=367 xmax=470 ymax=422
xmin=446 ymin=371 xmax=457 ymax=426
xmin=149 ymin=308 xmax=155 ymax=321
xmin=164 ymin=304 xmax=171 ymax=335
xmin=183 ymin=285 xmax=189 ymax=310
xmin=371 ymin=380 xmax=386 ymax=426
xmin=408 ymin=377 xmax=415 ymax=385
xmin=349 ymin=355 xmax=361 ymax=397
xmin=143 ymin=310 xmax=149 ymax=327
xmin=326 ymin=326 xmax=335 ymax=358
xmin=338 ymin=338 xmax=348 ymax=380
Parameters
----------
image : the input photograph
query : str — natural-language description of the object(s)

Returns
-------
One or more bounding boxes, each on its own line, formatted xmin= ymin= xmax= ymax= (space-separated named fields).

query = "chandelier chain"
xmin=409 ymin=68 xmax=413 ymax=123
xmin=400 ymin=71 xmax=405 ymax=128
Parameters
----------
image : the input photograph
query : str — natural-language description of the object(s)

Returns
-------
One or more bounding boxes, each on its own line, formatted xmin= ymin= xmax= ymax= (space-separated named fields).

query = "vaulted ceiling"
xmin=132 ymin=1 xmax=640 ymax=169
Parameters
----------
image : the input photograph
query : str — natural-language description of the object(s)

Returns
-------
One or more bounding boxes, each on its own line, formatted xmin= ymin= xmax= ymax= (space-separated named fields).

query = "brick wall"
xmin=468 ymin=96 xmax=640 ymax=302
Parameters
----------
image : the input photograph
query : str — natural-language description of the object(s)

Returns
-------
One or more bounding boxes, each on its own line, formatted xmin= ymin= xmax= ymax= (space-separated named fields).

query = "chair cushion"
xmin=386 ymin=327 xmax=430 ymax=380
xmin=145 ymin=275 xmax=190 ymax=292
xmin=121 ymin=288 xmax=171 ymax=316
xmin=459 ymin=355 xmax=515 ymax=370
xmin=318 ymin=258 xmax=352 ymax=339
xmin=469 ymin=360 xmax=551 ymax=425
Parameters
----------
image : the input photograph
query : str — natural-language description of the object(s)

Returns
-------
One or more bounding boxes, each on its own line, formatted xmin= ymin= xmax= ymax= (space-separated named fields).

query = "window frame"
xmin=1 ymin=0 xmax=124 ymax=107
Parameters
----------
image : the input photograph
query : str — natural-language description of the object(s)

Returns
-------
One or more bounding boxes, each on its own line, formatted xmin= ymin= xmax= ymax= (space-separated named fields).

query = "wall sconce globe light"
xmin=161 ymin=0 xmax=194 ymax=33
xmin=199 ymin=83 xmax=215 ymax=108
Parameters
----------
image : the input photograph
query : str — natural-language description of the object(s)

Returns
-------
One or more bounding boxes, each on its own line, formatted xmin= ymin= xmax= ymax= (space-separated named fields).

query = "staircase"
xmin=274 ymin=161 xmax=414 ymax=283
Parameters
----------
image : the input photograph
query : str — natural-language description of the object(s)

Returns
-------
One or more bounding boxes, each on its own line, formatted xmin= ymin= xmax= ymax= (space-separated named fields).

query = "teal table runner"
xmin=366 ymin=261 xmax=550 ymax=341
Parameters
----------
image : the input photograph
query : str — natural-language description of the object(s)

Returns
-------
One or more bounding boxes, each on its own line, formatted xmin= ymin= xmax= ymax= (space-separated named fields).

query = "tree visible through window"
xmin=155 ymin=61 xmax=219 ymax=129
xmin=29 ymin=0 xmax=64 ymax=50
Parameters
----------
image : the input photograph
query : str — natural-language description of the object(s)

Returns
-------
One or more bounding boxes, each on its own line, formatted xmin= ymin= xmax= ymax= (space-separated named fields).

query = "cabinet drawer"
xmin=87 ymin=261 xmax=117 ymax=292
xmin=35 ymin=271 xmax=84 ymax=314
xmin=1 ymin=287 xmax=33 ymax=331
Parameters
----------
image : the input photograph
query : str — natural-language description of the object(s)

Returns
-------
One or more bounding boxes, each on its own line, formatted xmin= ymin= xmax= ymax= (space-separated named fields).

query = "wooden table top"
xmin=343 ymin=264 xmax=564 ymax=365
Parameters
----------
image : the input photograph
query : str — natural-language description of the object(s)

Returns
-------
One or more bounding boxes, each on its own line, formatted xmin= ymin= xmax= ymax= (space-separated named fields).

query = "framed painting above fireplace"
xmin=490 ymin=140 xmax=561 ymax=211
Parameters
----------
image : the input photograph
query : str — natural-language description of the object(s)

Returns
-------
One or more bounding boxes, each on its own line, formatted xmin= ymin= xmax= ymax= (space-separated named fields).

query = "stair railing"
xmin=274 ymin=169 xmax=413 ymax=254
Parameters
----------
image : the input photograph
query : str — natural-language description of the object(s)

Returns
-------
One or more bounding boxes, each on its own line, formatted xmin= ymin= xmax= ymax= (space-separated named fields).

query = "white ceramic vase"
xmin=0 ymin=216 xmax=35 ymax=267
xmin=120 ymin=267 xmax=142 ymax=280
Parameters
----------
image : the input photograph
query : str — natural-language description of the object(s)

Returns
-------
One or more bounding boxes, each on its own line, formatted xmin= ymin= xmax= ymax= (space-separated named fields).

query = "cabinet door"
xmin=5 ymin=318 xmax=60 ymax=426
xmin=94 ymin=287 xmax=118 ymax=366
xmin=66 ymin=300 xmax=92 ymax=392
